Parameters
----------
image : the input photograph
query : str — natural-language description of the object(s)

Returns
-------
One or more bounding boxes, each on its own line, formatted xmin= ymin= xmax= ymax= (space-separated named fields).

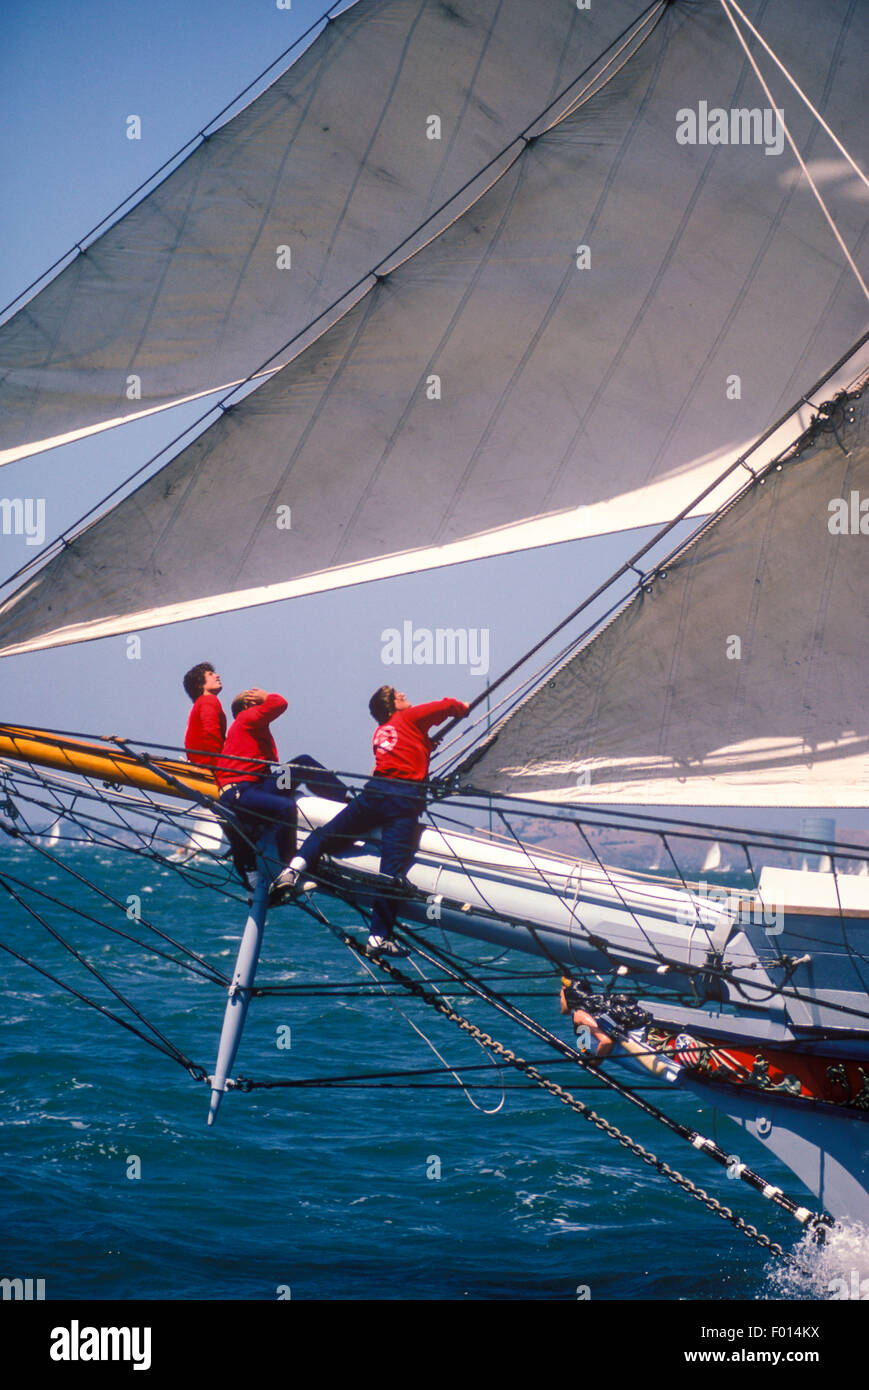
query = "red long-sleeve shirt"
xmin=214 ymin=694 xmax=288 ymax=788
xmin=184 ymin=693 xmax=227 ymax=769
xmin=372 ymin=699 xmax=467 ymax=782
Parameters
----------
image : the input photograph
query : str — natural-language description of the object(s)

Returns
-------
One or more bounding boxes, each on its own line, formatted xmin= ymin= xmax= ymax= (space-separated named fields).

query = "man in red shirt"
xmin=272 ymin=686 xmax=468 ymax=955
xmin=215 ymin=688 xmax=348 ymax=884
xmin=183 ymin=662 xmax=226 ymax=769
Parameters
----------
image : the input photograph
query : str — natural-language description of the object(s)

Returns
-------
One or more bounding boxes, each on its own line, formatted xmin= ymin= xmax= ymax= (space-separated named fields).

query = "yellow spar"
xmin=0 ymin=725 xmax=218 ymax=802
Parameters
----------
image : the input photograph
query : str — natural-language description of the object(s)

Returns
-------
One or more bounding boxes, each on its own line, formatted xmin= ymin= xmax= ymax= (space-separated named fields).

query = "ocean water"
xmin=0 ymin=840 xmax=863 ymax=1303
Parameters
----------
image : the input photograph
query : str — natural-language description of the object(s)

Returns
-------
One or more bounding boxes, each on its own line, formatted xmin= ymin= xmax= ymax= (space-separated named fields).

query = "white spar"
xmin=207 ymin=855 xmax=272 ymax=1126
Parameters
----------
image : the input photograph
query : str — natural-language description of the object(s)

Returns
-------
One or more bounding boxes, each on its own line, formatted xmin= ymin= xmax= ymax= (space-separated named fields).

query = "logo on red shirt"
xmin=374 ymin=724 xmax=398 ymax=754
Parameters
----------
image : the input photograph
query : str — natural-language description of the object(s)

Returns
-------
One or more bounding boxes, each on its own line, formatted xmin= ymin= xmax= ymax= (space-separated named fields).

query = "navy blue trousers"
xmin=298 ymin=777 xmax=425 ymax=939
xmin=220 ymin=756 xmax=347 ymax=875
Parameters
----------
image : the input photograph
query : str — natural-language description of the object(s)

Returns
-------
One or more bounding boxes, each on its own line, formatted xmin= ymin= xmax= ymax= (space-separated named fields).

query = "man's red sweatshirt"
xmin=214 ymin=694 xmax=288 ymax=788
xmin=184 ymin=693 xmax=227 ymax=769
xmin=372 ymin=699 xmax=467 ymax=782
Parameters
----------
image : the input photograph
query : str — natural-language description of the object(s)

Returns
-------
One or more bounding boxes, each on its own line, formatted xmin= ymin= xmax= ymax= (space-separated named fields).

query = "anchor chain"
xmin=327 ymin=926 xmax=801 ymax=1267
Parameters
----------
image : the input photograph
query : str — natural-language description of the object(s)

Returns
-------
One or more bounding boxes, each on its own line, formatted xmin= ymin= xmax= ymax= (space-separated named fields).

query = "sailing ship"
xmin=2 ymin=0 xmax=869 ymax=1268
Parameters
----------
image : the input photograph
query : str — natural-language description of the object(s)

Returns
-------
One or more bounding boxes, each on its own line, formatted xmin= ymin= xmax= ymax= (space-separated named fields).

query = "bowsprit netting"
xmin=4 ymin=734 xmax=869 ymax=1055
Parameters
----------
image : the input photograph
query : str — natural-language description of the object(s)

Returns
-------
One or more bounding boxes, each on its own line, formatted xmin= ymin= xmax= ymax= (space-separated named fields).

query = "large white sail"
xmin=0 ymin=0 xmax=867 ymax=657
xmin=464 ymin=386 xmax=869 ymax=807
xmin=0 ymin=0 xmax=653 ymax=466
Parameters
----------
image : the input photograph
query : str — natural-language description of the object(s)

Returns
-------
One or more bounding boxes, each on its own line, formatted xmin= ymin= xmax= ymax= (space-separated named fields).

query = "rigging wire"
xmin=275 ymin=905 xmax=822 ymax=1267
xmin=0 ymin=865 xmax=227 ymax=986
xmin=0 ymin=934 xmax=203 ymax=1077
xmin=400 ymin=796 xmax=869 ymax=1030
xmin=723 ymin=0 xmax=869 ymax=193
xmin=720 ymin=0 xmax=869 ymax=305
xmin=0 ymin=767 xmax=859 ymax=1263
xmin=0 ymin=877 xmax=202 ymax=1074
xmin=349 ymin=934 xmax=506 ymax=1116
xmin=6 ymin=744 xmax=869 ymax=1031
xmin=0 ymin=765 xmax=246 ymax=907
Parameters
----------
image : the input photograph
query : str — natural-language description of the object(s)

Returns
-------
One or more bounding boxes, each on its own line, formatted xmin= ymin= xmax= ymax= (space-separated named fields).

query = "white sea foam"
xmin=766 ymin=1220 xmax=869 ymax=1300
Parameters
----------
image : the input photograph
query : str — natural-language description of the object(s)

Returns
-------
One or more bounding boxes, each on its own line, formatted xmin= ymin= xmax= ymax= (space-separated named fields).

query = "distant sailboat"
xmin=42 ymin=817 xmax=62 ymax=848
xmin=169 ymin=810 xmax=226 ymax=863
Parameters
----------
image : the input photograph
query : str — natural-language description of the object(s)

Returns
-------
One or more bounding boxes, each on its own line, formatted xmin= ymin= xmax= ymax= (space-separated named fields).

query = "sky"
xmin=0 ymin=0 xmax=864 ymax=838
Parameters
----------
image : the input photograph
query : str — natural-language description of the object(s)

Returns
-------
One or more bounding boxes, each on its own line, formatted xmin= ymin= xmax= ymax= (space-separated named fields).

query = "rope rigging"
xmin=5 ymin=740 xmax=869 ymax=1035
xmin=432 ymin=380 xmax=869 ymax=772
xmin=0 ymin=845 xmax=827 ymax=1269
xmin=2 ymin=731 xmax=867 ymax=1271
xmin=720 ymin=0 xmax=869 ymax=307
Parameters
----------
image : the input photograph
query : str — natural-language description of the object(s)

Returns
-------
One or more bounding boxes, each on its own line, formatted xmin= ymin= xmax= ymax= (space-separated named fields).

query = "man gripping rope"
xmin=271 ymin=686 xmax=468 ymax=956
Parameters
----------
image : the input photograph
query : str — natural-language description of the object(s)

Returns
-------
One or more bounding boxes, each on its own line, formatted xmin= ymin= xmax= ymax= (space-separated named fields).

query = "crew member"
xmin=560 ymin=980 xmax=681 ymax=1082
xmin=214 ymin=688 xmax=348 ymax=888
xmin=272 ymin=686 xmax=469 ymax=956
xmin=183 ymin=662 xmax=226 ymax=770
xmin=560 ymin=980 xmax=615 ymax=1059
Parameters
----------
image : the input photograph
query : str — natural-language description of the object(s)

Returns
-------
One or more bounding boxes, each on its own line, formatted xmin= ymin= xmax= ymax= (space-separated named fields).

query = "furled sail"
xmin=0 ymin=0 xmax=655 ymax=466
xmin=463 ymin=386 xmax=869 ymax=807
xmin=1 ymin=0 xmax=868 ymax=657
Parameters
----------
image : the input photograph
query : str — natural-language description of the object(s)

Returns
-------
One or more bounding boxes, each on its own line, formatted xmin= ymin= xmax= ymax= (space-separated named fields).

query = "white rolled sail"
xmin=465 ymin=388 xmax=869 ymax=807
xmin=0 ymin=0 xmax=867 ymax=659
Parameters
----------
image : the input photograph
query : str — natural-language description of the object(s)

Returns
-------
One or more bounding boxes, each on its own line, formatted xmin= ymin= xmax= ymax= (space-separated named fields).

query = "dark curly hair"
xmin=183 ymin=662 xmax=216 ymax=702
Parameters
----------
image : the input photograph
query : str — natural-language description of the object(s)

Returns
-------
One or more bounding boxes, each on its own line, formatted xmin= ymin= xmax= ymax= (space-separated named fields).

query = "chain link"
xmin=341 ymin=932 xmax=795 ymax=1265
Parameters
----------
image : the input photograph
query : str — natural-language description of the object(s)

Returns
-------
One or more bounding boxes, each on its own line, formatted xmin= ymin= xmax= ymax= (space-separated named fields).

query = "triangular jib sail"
xmin=463 ymin=386 xmax=869 ymax=807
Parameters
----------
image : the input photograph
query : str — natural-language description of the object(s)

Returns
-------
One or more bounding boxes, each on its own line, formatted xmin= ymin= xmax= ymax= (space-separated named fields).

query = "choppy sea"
xmin=2 ymin=839 xmax=868 ymax=1305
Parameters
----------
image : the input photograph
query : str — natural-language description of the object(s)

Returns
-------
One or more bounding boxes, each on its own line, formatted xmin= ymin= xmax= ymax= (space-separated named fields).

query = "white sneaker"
xmin=366 ymin=935 xmax=409 ymax=958
xmin=268 ymin=861 xmax=308 ymax=902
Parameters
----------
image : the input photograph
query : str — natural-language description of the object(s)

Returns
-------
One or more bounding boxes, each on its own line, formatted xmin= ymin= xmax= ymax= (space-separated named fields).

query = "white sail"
xmin=465 ymin=386 xmax=869 ymax=807
xmin=0 ymin=0 xmax=655 ymax=467
xmin=1 ymin=0 xmax=867 ymax=660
